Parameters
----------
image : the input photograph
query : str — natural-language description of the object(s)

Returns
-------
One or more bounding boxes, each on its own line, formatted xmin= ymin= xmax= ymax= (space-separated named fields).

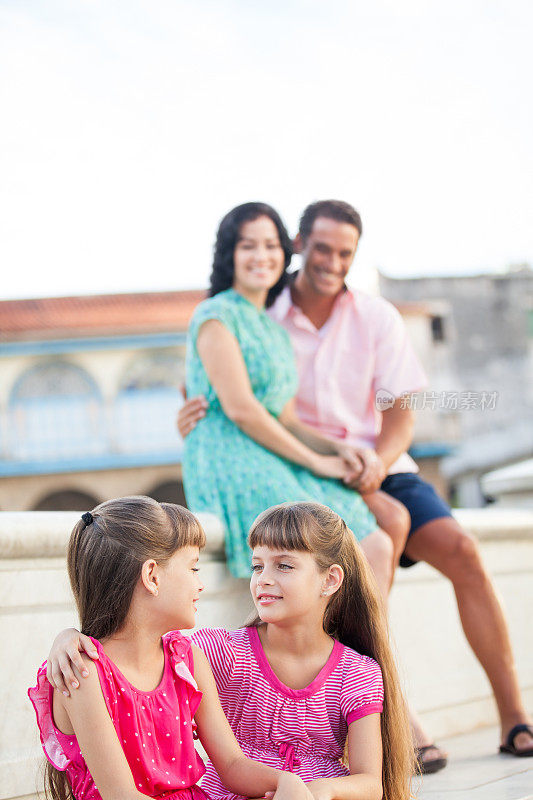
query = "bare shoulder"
xmin=191 ymin=644 xmax=218 ymax=692
xmin=191 ymin=643 xmax=211 ymax=670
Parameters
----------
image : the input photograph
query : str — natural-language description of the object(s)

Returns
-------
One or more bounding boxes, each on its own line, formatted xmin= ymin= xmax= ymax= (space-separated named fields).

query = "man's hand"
xmin=355 ymin=448 xmax=387 ymax=493
xmin=176 ymin=395 xmax=208 ymax=438
xmin=335 ymin=443 xmax=364 ymax=485
xmin=339 ymin=446 xmax=386 ymax=494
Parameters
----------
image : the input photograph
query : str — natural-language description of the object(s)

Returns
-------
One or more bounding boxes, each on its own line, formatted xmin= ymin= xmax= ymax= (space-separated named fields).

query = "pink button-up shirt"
xmin=268 ymin=285 xmax=427 ymax=474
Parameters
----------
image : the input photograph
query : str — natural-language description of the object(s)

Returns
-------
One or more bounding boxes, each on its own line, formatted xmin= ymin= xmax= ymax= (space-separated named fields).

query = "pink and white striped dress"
xmin=192 ymin=627 xmax=383 ymax=800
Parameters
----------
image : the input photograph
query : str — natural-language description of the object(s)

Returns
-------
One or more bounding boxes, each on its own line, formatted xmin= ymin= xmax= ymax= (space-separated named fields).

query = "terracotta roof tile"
xmin=0 ymin=289 xmax=435 ymax=344
xmin=0 ymin=290 xmax=207 ymax=342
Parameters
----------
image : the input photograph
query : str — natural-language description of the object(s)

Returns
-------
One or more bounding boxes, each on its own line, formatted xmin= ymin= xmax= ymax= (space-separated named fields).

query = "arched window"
xmin=147 ymin=480 xmax=187 ymax=506
xmin=33 ymin=489 xmax=100 ymax=511
xmin=114 ymin=351 xmax=184 ymax=454
xmin=9 ymin=362 xmax=105 ymax=460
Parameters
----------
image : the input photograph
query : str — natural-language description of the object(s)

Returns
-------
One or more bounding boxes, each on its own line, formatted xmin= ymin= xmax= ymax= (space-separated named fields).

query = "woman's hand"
xmin=333 ymin=444 xmax=386 ymax=493
xmin=334 ymin=443 xmax=364 ymax=486
xmin=310 ymin=454 xmax=351 ymax=480
xmin=46 ymin=628 xmax=98 ymax=696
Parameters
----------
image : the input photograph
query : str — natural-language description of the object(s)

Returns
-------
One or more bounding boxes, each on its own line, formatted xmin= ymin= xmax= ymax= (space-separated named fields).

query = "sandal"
xmin=415 ymin=744 xmax=448 ymax=774
xmin=499 ymin=724 xmax=533 ymax=757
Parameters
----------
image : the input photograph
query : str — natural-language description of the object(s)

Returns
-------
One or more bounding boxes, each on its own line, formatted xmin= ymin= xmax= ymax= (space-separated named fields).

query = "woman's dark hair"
xmin=209 ymin=202 xmax=293 ymax=308
xmin=247 ymin=502 xmax=415 ymax=800
xmin=45 ymin=496 xmax=205 ymax=800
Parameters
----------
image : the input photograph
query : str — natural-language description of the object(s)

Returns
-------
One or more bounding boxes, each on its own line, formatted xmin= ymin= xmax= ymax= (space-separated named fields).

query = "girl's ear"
xmin=322 ymin=564 xmax=344 ymax=598
xmin=141 ymin=559 xmax=160 ymax=597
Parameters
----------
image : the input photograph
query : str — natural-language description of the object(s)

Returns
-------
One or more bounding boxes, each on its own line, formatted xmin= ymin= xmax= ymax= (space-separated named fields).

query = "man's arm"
xmin=355 ymin=401 xmax=414 ymax=493
xmin=375 ymin=401 xmax=414 ymax=470
xmin=354 ymin=401 xmax=414 ymax=494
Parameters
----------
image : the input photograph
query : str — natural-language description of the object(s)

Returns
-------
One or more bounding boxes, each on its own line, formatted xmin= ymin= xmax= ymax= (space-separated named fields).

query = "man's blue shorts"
xmin=380 ymin=472 xmax=453 ymax=568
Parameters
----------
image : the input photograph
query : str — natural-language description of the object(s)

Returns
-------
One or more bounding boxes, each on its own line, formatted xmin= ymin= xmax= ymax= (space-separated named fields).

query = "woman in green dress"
xmin=183 ymin=203 xmax=397 ymax=580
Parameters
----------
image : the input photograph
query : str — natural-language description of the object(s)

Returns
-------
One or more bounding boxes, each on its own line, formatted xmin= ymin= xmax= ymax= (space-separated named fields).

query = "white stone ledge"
xmin=452 ymin=507 xmax=533 ymax=540
xmin=2 ymin=507 xmax=533 ymax=800
xmin=1 ymin=507 xmax=532 ymax=560
xmin=0 ymin=511 xmax=226 ymax=559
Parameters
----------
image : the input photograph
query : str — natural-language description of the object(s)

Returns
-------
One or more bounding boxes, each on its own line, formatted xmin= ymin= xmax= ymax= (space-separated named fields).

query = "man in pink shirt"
xmin=179 ymin=200 xmax=533 ymax=764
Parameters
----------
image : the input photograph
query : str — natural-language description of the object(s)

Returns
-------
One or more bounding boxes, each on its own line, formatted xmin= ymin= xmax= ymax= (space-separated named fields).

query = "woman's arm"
xmin=305 ymin=714 xmax=383 ymax=800
xmin=279 ymin=399 xmax=339 ymax=455
xmin=55 ymin=656 xmax=146 ymax=800
xmin=196 ymin=320 xmax=348 ymax=479
xmin=279 ymin=401 xmax=363 ymax=470
xmin=192 ymin=646 xmax=312 ymax=800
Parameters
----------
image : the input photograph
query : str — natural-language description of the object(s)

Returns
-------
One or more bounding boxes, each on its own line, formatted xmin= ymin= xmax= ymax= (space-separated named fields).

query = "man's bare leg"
xmin=359 ymin=527 xmax=394 ymax=602
xmin=364 ymin=491 xmax=410 ymax=577
xmin=405 ymin=516 xmax=533 ymax=753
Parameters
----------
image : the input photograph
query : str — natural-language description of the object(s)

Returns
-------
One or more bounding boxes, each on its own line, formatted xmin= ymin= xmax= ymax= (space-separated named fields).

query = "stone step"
xmin=415 ymin=725 xmax=533 ymax=799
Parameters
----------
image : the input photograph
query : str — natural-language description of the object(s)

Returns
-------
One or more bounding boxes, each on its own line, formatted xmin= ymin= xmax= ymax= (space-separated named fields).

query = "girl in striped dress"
xmin=192 ymin=502 xmax=414 ymax=800
xmin=47 ymin=501 xmax=414 ymax=800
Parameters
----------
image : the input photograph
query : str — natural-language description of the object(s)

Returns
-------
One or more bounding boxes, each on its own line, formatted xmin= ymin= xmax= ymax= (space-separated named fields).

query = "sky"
xmin=1 ymin=0 xmax=532 ymax=300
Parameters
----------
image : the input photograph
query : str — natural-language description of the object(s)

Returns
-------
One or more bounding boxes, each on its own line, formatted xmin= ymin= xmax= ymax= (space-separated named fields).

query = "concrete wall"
xmin=1 ymin=509 xmax=532 ymax=800
xmin=380 ymin=269 xmax=533 ymax=437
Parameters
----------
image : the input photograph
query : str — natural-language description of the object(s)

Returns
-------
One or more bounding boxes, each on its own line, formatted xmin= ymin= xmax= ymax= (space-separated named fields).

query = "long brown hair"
xmin=45 ymin=496 xmax=205 ymax=800
xmin=247 ymin=501 xmax=416 ymax=800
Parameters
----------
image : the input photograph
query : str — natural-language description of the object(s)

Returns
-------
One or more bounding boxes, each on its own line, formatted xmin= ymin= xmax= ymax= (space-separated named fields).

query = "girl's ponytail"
xmin=45 ymin=496 xmax=205 ymax=800
xmin=248 ymin=501 xmax=416 ymax=800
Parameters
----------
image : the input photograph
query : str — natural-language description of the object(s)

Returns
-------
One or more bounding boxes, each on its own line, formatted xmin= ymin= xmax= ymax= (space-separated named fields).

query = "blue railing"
xmin=2 ymin=389 xmax=184 ymax=473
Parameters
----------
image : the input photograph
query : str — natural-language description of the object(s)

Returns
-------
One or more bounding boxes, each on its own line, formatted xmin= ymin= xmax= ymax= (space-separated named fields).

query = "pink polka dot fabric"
xmin=28 ymin=631 xmax=209 ymax=800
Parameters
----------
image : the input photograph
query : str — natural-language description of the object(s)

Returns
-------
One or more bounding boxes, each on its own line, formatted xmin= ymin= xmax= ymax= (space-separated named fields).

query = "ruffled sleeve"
xmin=191 ymin=627 xmax=237 ymax=692
xmin=188 ymin=295 xmax=239 ymax=349
xmin=165 ymin=630 xmax=203 ymax=719
xmin=28 ymin=662 xmax=70 ymax=771
xmin=340 ymin=652 xmax=384 ymax=726
xmin=27 ymin=639 xmax=119 ymax=771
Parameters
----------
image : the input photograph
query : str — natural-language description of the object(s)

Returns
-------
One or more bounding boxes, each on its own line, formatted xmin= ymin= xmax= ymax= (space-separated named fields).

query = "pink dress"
xmin=28 ymin=631 xmax=209 ymax=800
xmin=192 ymin=627 xmax=384 ymax=800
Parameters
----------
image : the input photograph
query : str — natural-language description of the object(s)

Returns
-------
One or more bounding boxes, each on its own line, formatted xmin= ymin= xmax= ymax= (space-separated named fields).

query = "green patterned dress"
xmin=183 ymin=289 xmax=377 ymax=577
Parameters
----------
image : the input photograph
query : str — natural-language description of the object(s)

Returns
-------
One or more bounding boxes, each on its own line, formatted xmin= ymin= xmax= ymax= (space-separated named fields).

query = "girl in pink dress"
xmin=47 ymin=501 xmax=414 ymax=800
xmin=28 ymin=496 xmax=312 ymax=800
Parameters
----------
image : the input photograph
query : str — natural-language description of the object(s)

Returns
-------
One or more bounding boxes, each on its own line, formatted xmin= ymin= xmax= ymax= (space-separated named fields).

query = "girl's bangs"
xmin=248 ymin=505 xmax=314 ymax=552
xmin=161 ymin=504 xmax=206 ymax=549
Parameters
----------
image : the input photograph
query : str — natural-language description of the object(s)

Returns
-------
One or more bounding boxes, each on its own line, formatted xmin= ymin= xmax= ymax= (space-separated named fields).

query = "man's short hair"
xmin=298 ymin=200 xmax=363 ymax=243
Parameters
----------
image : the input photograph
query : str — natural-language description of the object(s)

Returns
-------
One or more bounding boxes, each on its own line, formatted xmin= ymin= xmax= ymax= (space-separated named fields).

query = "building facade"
xmin=1 ymin=286 xmax=461 ymax=511
xmin=0 ymin=291 xmax=204 ymax=511
xmin=380 ymin=266 xmax=533 ymax=505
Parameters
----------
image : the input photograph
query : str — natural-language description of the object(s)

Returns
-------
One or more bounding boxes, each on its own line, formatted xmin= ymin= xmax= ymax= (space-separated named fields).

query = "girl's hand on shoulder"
xmin=46 ymin=628 xmax=98 ymax=696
